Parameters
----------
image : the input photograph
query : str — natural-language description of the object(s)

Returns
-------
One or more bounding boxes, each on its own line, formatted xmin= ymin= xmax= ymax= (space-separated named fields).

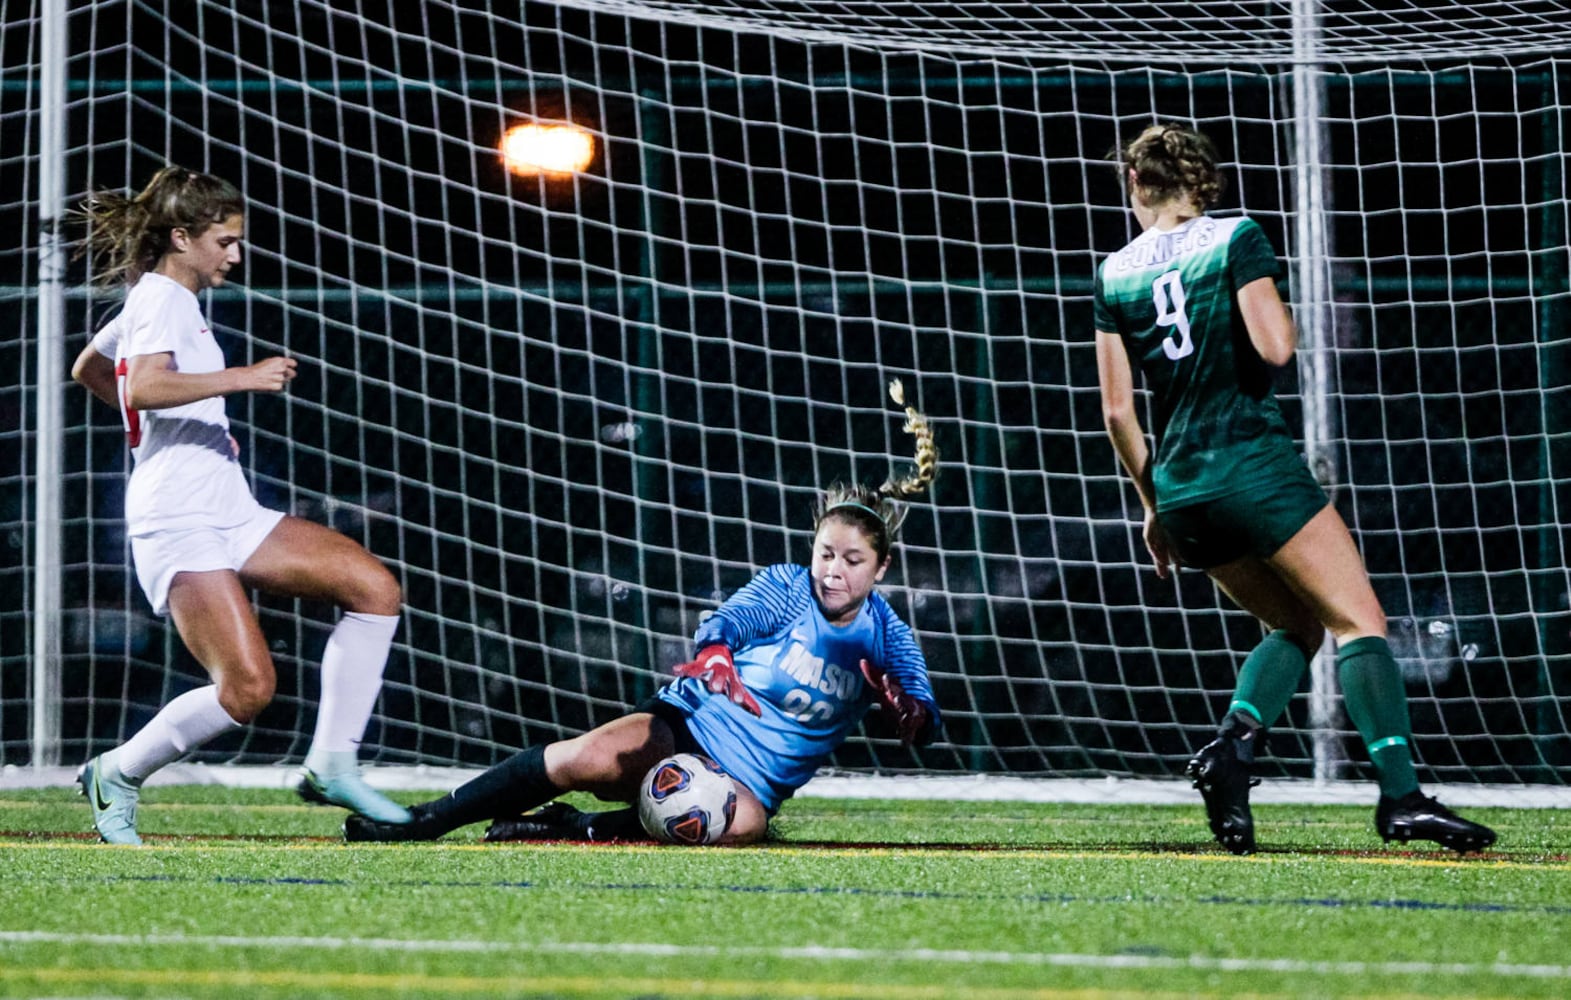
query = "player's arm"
xmin=859 ymin=657 xmax=933 ymax=746
xmin=864 ymin=605 xmax=940 ymax=746
xmin=1237 ymin=276 xmax=1297 ymax=367
xmin=1097 ymin=329 xmax=1176 ymax=578
xmin=677 ymin=566 xmax=801 ymax=717
xmin=672 ymin=643 xmax=761 ymax=716
xmin=71 ymin=341 xmax=118 ymax=409
xmin=1091 ymin=267 xmax=1154 ymax=505
xmin=692 ymin=564 xmax=801 ymax=651
xmin=1096 ymin=330 xmax=1156 ymax=510
xmin=123 ymin=351 xmax=297 ymax=410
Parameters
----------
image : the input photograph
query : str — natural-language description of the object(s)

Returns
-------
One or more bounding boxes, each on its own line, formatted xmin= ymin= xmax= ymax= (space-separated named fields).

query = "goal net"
xmin=4 ymin=0 xmax=1569 ymax=787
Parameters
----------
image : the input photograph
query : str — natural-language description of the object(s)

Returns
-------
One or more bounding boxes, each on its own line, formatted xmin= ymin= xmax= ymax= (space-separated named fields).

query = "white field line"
xmin=0 ymin=930 xmax=1568 ymax=979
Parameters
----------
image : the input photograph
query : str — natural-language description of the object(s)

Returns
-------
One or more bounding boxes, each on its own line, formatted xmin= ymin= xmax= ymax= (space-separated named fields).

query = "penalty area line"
xmin=1 ymin=930 xmax=1569 ymax=980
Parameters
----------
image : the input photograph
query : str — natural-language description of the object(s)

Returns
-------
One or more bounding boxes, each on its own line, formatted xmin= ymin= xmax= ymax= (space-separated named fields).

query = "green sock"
xmin=1336 ymin=636 xmax=1420 ymax=798
xmin=1229 ymin=629 xmax=1312 ymax=729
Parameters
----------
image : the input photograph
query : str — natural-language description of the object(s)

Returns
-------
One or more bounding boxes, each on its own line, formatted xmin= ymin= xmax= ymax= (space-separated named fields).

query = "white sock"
xmin=304 ymin=611 xmax=400 ymax=773
xmin=115 ymin=686 xmax=242 ymax=782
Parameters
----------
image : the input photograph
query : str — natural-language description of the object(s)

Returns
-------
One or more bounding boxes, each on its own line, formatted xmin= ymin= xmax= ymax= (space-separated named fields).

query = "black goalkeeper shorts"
xmin=634 ymin=693 xmax=705 ymax=757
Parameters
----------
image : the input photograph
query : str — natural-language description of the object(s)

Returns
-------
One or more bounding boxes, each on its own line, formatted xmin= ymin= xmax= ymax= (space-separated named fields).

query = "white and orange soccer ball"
xmin=637 ymin=752 xmax=737 ymax=845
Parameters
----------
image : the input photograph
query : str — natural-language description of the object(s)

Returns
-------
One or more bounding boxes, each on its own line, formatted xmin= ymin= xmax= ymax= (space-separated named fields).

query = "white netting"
xmin=3 ymin=0 xmax=1568 ymax=784
xmin=555 ymin=0 xmax=1571 ymax=62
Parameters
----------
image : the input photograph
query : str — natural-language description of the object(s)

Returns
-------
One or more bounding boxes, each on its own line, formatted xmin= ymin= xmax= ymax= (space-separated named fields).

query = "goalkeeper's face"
xmin=811 ymin=518 xmax=891 ymax=626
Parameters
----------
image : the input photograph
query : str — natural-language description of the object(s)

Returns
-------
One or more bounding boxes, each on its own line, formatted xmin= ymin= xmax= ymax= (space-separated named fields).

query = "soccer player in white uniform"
xmin=345 ymin=382 xmax=942 ymax=845
xmin=70 ymin=165 xmax=413 ymax=843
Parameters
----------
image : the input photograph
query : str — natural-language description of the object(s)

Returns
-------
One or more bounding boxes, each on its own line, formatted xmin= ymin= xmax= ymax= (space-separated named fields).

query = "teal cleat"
xmin=344 ymin=804 xmax=445 ymax=843
xmin=297 ymin=765 xmax=413 ymax=824
xmin=77 ymin=755 xmax=143 ymax=846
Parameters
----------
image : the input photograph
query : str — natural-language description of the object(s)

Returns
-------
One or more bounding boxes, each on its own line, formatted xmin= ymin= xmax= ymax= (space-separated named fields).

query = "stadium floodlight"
xmin=499 ymin=122 xmax=595 ymax=177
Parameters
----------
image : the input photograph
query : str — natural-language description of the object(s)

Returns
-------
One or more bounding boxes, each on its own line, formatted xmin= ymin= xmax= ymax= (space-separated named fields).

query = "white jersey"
xmin=91 ymin=273 xmax=259 ymax=536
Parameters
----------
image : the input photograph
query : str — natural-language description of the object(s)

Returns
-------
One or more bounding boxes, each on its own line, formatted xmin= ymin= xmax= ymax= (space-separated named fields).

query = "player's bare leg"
xmin=242 ymin=517 xmax=410 ymax=822
xmin=346 ymin=715 xmax=675 ymax=843
xmin=543 ymin=714 xmax=676 ymax=801
xmin=1270 ymin=507 xmax=1494 ymax=852
xmin=1263 ymin=505 xmax=1385 ymax=641
xmin=80 ymin=570 xmax=266 ymax=845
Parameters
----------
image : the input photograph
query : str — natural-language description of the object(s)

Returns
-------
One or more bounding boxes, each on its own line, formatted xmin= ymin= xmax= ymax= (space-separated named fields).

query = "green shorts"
xmin=1157 ymin=464 xmax=1328 ymax=570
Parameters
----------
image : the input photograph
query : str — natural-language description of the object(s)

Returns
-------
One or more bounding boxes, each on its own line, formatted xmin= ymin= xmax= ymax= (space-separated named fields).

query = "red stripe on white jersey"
xmin=114 ymin=358 xmax=141 ymax=448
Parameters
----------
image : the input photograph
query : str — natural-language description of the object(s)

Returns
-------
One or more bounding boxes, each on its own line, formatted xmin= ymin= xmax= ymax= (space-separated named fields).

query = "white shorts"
xmin=131 ymin=505 xmax=287 ymax=616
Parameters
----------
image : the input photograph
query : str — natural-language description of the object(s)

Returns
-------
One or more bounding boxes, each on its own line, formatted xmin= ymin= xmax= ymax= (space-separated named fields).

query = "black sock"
xmin=1218 ymin=710 xmax=1264 ymax=765
xmin=421 ymin=746 xmax=561 ymax=835
xmin=581 ymin=806 xmax=648 ymax=842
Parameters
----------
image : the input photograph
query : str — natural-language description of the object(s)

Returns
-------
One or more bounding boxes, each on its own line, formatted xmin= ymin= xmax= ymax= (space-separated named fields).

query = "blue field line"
xmin=20 ymin=873 xmax=1571 ymax=917
xmin=1196 ymin=893 xmax=1569 ymax=915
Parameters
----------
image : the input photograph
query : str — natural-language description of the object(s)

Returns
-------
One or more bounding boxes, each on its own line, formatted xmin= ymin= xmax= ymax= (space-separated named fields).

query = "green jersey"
xmin=1093 ymin=215 xmax=1295 ymax=510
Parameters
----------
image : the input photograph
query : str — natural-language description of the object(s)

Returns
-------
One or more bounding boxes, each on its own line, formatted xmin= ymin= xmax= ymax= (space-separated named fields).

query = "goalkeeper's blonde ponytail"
xmin=878 ymin=378 xmax=940 ymax=501
xmin=814 ymin=378 xmax=940 ymax=561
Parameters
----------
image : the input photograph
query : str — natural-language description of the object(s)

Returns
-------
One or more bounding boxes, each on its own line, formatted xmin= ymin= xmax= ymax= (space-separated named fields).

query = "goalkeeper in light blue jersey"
xmin=655 ymin=556 xmax=935 ymax=814
xmin=345 ymin=381 xmax=941 ymax=845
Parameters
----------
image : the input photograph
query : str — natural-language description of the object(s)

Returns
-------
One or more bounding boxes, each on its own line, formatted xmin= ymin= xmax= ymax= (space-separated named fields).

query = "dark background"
xmin=2 ymin=0 xmax=1567 ymax=783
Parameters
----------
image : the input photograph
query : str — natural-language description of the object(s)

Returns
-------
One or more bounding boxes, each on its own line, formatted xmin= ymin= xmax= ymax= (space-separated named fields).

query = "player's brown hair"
xmin=1119 ymin=123 xmax=1226 ymax=211
xmin=75 ymin=165 xmax=244 ymax=286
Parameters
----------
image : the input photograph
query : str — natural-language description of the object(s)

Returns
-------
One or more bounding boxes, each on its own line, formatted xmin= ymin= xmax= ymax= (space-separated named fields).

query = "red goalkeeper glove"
xmin=673 ymin=644 xmax=762 ymax=717
xmin=860 ymin=658 xmax=930 ymax=746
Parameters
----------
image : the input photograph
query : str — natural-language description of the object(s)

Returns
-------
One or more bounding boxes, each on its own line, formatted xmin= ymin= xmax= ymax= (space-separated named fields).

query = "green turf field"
xmin=1 ymin=786 xmax=1566 ymax=999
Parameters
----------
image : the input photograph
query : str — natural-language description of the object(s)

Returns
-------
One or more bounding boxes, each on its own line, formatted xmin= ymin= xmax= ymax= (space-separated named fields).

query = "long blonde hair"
xmin=813 ymin=379 xmax=940 ymax=561
xmin=75 ymin=165 xmax=244 ymax=286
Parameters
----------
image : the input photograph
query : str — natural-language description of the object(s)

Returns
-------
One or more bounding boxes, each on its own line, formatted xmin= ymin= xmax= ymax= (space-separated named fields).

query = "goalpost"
xmin=5 ymin=0 xmax=1569 ymax=797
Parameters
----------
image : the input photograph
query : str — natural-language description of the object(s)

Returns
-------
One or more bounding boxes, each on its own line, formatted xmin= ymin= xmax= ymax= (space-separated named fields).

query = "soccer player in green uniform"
xmin=1093 ymin=123 xmax=1495 ymax=855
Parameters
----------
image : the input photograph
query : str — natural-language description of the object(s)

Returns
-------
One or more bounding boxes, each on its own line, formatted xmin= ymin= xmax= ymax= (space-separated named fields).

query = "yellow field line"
xmin=0 ymin=965 xmax=1267 ymax=1000
xmin=0 ymin=798 xmax=327 ymax=813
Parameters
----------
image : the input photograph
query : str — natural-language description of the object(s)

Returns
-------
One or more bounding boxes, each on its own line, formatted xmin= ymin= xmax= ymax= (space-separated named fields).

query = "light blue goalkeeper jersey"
xmin=657 ymin=563 xmax=939 ymax=812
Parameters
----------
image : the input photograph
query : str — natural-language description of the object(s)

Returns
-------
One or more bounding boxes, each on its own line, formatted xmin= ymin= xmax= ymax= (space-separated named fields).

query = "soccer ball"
xmin=637 ymin=752 xmax=737 ymax=845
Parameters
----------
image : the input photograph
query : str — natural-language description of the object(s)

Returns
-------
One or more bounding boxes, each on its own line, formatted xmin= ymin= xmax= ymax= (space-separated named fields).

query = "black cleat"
xmin=1376 ymin=791 xmax=1497 ymax=853
xmin=484 ymin=802 xmax=588 ymax=843
xmin=343 ymin=803 xmax=446 ymax=843
xmin=1186 ymin=736 xmax=1260 ymax=855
